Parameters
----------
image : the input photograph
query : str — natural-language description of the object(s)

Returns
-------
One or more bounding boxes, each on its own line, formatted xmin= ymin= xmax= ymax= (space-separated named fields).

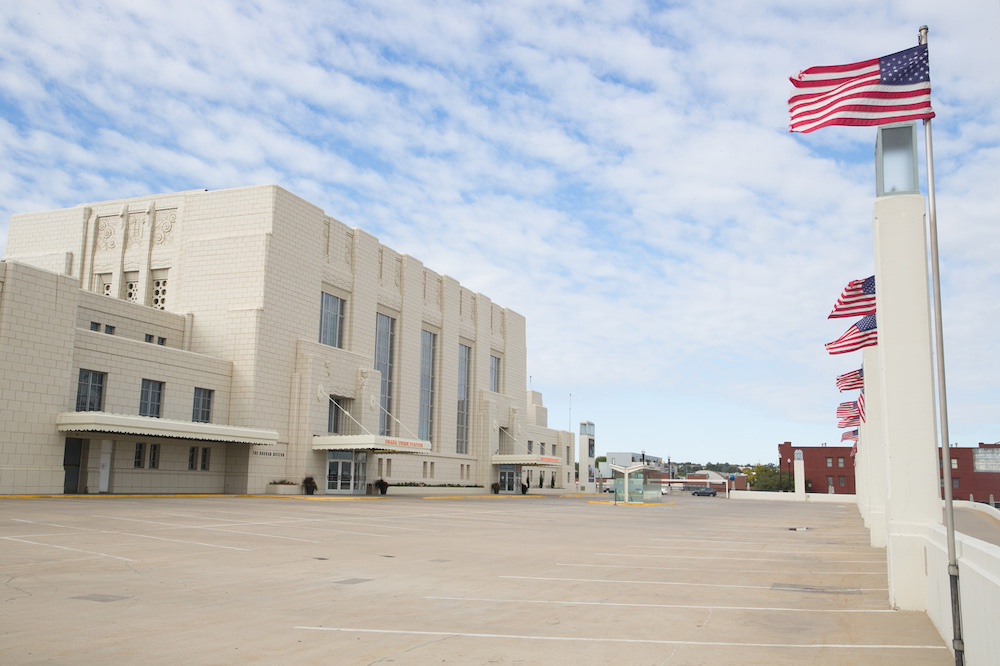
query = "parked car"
xmin=691 ymin=487 xmax=717 ymax=496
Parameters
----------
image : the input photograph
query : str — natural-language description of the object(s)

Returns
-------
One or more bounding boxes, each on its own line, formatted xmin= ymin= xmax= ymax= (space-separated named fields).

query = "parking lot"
xmin=0 ymin=493 xmax=949 ymax=665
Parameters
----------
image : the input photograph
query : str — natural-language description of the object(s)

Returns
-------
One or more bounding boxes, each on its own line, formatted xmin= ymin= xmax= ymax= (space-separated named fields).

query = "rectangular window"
xmin=149 ymin=443 xmax=159 ymax=469
xmin=188 ymin=446 xmax=198 ymax=470
xmin=418 ymin=330 xmax=436 ymax=442
xmin=826 ymin=457 xmax=833 ymax=468
xmin=839 ymin=476 xmax=846 ymax=487
xmin=826 ymin=476 xmax=834 ymax=488
xmin=134 ymin=443 xmax=145 ymax=468
xmin=489 ymin=354 xmax=501 ymax=393
xmin=145 ymin=334 xmax=154 ymax=343
xmin=540 ymin=443 xmax=546 ymax=456
xmin=838 ymin=457 xmax=845 ymax=468
xmin=157 ymin=337 xmax=166 ymax=346
xmin=528 ymin=440 xmax=533 ymax=454
xmin=90 ymin=322 xmax=100 ymax=331
xmin=953 ymin=478 xmax=960 ymax=489
xmin=76 ymin=369 xmax=106 ymax=412
xmin=327 ymin=397 xmax=353 ymax=434
xmin=566 ymin=446 xmax=570 ymax=463
xmin=386 ymin=458 xmax=392 ymax=477
xmin=375 ymin=313 xmax=396 ymax=436
xmin=200 ymin=447 xmax=210 ymax=471
xmin=456 ymin=344 xmax=471 ymax=454
xmin=430 ymin=461 xmax=435 ymax=479
xmin=422 ymin=461 xmax=428 ymax=478
xmin=104 ymin=324 xmax=115 ymax=335
xmin=140 ymin=379 xmax=164 ymax=418
xmin=192 ymin=388 xmax=213 ymax=423
xmin=319 ymin=292 xmax=346 ymax=348
xmin=951 ymin=458 xmax=958 ymax=469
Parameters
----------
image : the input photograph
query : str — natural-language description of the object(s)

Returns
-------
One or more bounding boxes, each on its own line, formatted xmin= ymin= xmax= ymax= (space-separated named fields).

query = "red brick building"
xmin=940 ymin=442 xmax=1000 ymax=503
xmin=778 ymin=441 xmax=1000 ymax=502
xmin=778 ymin=442 xmax=856 ymax=494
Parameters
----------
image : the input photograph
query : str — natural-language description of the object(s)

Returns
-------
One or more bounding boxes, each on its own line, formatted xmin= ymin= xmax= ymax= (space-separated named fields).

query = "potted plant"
xmin=375 ymin=479 xmax=389 ymax=495
xmin=491 ymin=482 xmax=501 ymax=494
xmin=303 ymin=476 xmax=318 ymax=495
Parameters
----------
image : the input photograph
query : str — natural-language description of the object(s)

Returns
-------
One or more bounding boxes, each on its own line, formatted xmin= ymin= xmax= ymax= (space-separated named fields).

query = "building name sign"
xmin=973 ymin=448 xmax=1000 ymax=473
xmin=540 ymin=456 xmax=560 ymax=464
xmin=383 ymin=437 xmax=431 ymax=450
xmin=253 ymin=450 xmax=285 ymax=458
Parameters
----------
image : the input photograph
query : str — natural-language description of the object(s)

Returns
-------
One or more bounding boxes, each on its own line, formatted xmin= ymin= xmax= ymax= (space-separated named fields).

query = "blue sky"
xmin=2 ymin=1 xmax=998 ymax=465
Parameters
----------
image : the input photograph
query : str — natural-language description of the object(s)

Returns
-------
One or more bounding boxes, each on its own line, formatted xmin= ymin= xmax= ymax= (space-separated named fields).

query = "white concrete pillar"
xmin=873 ymin=193 xmax=941 ymax=611
xmin=861 ymin=349 xmax=888 ymax=548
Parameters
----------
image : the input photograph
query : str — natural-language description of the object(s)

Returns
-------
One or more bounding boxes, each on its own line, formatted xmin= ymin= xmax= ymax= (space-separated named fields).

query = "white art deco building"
xmin=0 ymin=185 xmax=574 ymax=495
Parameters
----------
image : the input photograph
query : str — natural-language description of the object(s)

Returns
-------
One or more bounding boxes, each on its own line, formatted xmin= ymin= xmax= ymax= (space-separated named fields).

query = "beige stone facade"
xmin=0 ymin=185 xmax=574 ymax=495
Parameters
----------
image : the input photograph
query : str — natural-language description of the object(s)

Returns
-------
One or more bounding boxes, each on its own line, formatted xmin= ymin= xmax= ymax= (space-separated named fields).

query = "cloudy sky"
xmin=1 ymin=1 xmax=997 ymax=465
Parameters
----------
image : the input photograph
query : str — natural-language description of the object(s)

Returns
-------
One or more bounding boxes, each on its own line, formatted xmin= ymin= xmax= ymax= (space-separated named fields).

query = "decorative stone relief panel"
xmin=96 ymin=216 xmax=118 ymax=251
xmin=154 ymin=209 xmax=176 ymax=245
xmin=127 ymin=210 xmax=147 ymax=249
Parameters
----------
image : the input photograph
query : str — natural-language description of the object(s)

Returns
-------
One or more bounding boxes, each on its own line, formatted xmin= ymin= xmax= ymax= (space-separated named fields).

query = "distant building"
xmin=686 ymin=469 xmax=747 ymax=491
xmin=778 ymin=440 xmax=1000 ymax=502
xmin=778 ymin=442 xmax=856 ymax=494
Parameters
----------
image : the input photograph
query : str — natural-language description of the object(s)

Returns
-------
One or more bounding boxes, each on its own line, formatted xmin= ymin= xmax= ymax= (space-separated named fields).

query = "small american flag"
xmin=829 ymin=276 xmax=876 ymax=319
xmin=837 ymin=401 xmax=860 ymax=418
xmin=838 ymin=416 xmax=861 ymax=428
xmin=858 ymin=390 xmax=866 ymax=423
xmin=825 ymin=315 xmax=878 ymax=355
xmin=836 ymin=368 xmax=864 ymax=391
xmin=789 ymin=44 xmax=934 ymax=133
xmin=842 ymin=429 xmax=859 ymax=443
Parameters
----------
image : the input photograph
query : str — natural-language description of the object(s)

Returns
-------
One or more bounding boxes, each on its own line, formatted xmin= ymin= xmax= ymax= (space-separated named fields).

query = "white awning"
xmin=312 ymin=434 xmax=432 ymax=453
xmin=490 ymin=454 xmax=563 ymax=467
xmin=56 ymin=412 xmax=279 ymax=446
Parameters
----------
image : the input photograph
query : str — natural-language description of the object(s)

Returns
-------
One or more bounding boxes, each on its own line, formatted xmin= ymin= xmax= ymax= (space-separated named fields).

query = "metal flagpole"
xmin=918 ymin=25 xmax=964 ymax=666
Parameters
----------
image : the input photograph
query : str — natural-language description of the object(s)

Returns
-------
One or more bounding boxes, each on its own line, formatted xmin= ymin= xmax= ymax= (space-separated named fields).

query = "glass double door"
xmin=327 ymin=451 xmax=367 ymax=494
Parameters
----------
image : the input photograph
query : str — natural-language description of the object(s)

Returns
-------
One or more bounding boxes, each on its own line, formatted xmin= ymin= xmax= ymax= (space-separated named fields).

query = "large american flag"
xmin=825 ymin=315 xmax=878 ymax=355
xmin=838 ymin=416 xmax=861 ymax=428
xmin=836 ymin=368 xmax=864 ymax=391
xmin=829 ymin=276 xmax=876 ymax=319
xmin=842 ymin=429 xmax=859 ymax=443
xmin=789 ymin=44 xmax=934 ymax=133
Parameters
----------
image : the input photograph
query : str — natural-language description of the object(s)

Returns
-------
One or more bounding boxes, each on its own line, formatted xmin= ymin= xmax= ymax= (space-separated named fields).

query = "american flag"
xmin=837 ymin=401 xmax=859 ymax=418
xmin=836 ymin=368 xmax=864 ymax=391
xmin=789 ymin=44 xmax=934 ymax=133
xmin=825 ymin=315 xmax=878 ymax=355
xmin=829 ymin=276 xmax=876 ymax=319
xmin=850 ymin=442 xmax=859 ymax=458
xmin=842 ymin=429 xmax=859 ymax=443
xmin=858 ymin=390 xmax=866 ymax=423
xmin=838 ymin=416 xmax=861 ymax=428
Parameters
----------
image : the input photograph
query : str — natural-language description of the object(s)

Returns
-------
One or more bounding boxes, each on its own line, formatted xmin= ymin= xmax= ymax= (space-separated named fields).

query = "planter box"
xmin=385 ymin=486 xmax=486 ymax=496
xmin=266 ymin=484 xmax=300 ymax=495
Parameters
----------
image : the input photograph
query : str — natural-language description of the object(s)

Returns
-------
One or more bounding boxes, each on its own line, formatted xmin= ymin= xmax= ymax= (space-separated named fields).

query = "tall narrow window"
xmin=76 ymin=369 xmax=106 ymax=411
xmin=192 ymin=388 xmax=213 ymax=423
xmin=328 ymin=396 xmax=352 ymax=434
xmin=375 ymin=313 xmax=396 ymax=436
xmin=200 ymin=447 xmax=211 ymax=471
xmin=151 ymin=269 xmax=168 ymax=310
xmin=456 ymin=344 xmax=471 ymax=454
xmin=489 ymin=355 xmax=501 ymax=393
xmin=419 ymin=330 xmax=436 ymax=442
xmin=149 ymin=443 xmax=160 ymax=469
xmin=134 ymin=443 xmax=146 ymax=468
xmin=319 ymin=293 xmax=345 ymax=348
xmin=188 ymin=446 xmax=198 ymax=470
xmin=140 ymin=379 xmax=164 ymax=418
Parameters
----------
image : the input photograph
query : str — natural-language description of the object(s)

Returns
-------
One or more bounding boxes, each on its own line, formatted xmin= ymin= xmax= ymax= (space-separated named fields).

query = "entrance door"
xmin=327 ymin=459 xmax=353 ymax=493
xmin=327 ymin=451 xmax=367 ymax=494
xmin=63 ymin=438 xmax=83 ymax=494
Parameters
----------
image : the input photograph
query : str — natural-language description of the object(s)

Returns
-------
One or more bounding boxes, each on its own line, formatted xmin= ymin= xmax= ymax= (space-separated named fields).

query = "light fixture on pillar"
xmin=875 ymin=123 xmax=919 ymax=197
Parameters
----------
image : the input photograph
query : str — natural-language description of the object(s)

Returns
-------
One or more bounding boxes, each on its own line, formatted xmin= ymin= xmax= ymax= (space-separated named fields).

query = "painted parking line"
xmin=499 ymin=575 xmax=882 ymax=593
xmin=557 ymin=562 xmax=887 ymax=576
xmin=1 ymin=536 xmax=138 ymax=562
xmin=106 ymin=531 xmax=250 ymax=551
xmin=596 ymin=552 xmax=884 ymax=565
xmin=423 ymin=595 xmax=897 ymax=613
xmin=295 ymin=625 xmax=947 ymax=650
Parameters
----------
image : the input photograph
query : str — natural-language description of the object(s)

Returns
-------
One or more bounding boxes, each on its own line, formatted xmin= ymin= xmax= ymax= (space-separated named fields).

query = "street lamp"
xmin=875 ymin=123 xmax=919 ymax=196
